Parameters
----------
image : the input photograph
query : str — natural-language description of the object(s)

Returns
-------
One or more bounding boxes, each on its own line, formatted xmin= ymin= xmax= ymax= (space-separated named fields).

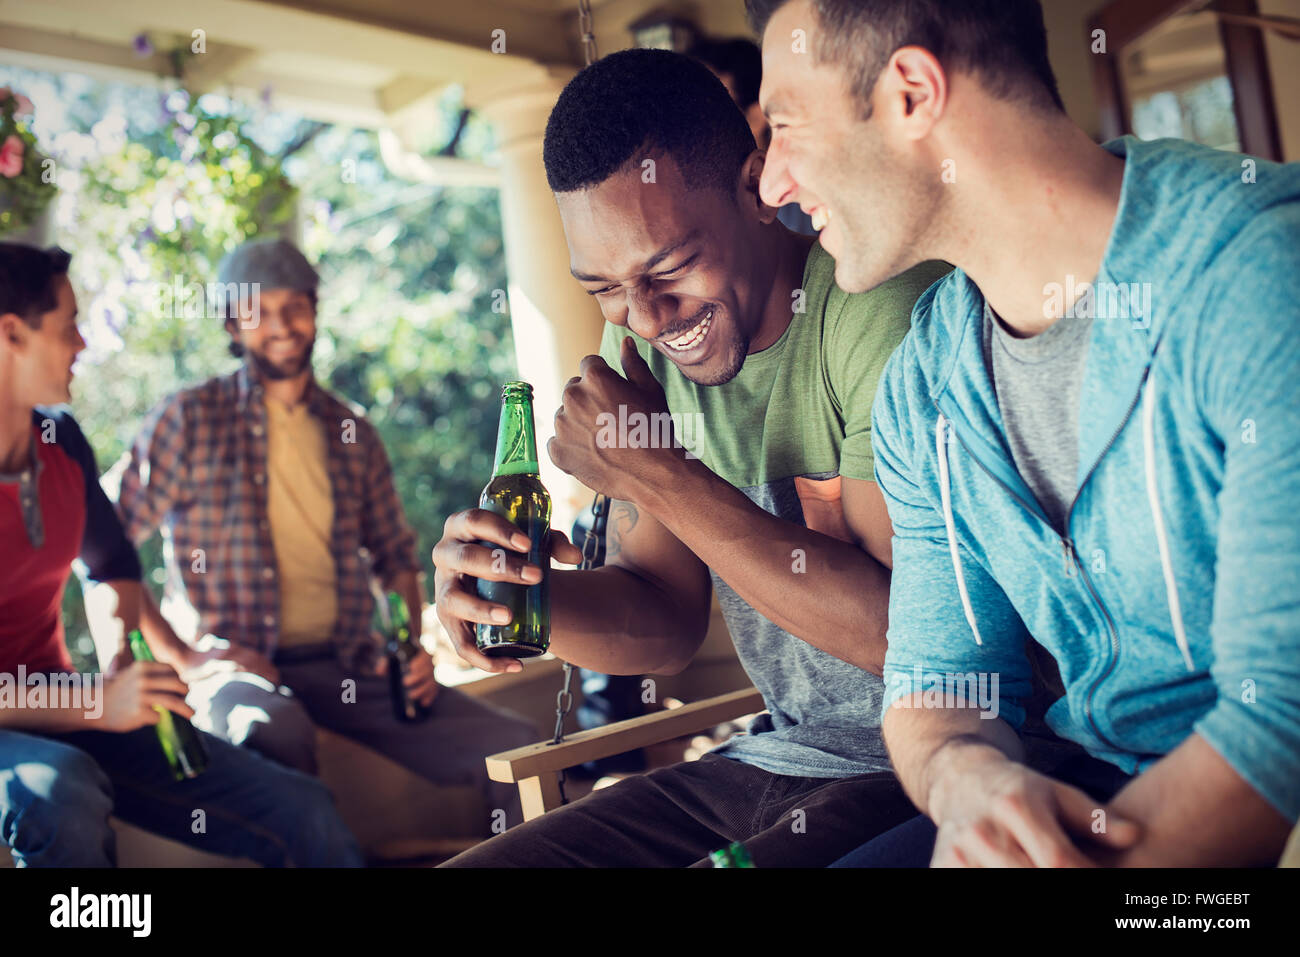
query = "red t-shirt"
xmin=0 ymin=410 xmax=140 ymax=675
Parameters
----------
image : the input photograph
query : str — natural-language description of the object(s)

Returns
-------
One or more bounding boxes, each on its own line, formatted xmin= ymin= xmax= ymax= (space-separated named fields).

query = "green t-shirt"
xmin=600 ymin=245 xmax=951 ymax=777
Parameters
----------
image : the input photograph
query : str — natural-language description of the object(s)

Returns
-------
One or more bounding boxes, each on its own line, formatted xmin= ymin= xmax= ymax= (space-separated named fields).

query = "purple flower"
xmin=133 ymin=33 xmax=154 ymax=57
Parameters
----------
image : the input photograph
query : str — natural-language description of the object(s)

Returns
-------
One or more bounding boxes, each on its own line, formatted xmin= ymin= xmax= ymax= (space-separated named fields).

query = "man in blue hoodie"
xmin=750 ymin=0 xmax=1299 ymax=866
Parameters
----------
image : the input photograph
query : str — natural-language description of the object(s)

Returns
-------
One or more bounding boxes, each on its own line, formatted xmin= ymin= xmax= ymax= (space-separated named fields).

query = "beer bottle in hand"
xmin=127 ymin=629 xmax=208 ymax=781
xmin=475 ymin=381 xmax=551 ymax=659
xmin=379 ymin=591 xmax=431 ymax=723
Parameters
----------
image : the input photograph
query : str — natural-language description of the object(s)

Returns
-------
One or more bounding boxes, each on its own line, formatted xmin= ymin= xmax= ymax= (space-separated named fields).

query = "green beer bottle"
xmin=127 ymin=629 xmax=208 ymax=781
xmin=709 ymin=842 xmax=755 ymax=868
xmin=379 ymin=591 xmax=431 ymax=723
xmin=475 ymin=381 xmax=551 ymax=659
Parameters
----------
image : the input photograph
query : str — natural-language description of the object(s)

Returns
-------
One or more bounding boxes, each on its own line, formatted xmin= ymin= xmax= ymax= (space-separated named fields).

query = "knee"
xmin=202 ymin=679 xmax=318 ymax=775
xmin=239 ymin=704 xmax=318 ymax=776
xmin=3 ymin=746 xmax=115 ymax=866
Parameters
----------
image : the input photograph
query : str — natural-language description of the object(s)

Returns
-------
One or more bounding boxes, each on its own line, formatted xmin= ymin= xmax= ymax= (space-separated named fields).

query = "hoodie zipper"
xmin=1062 ymin=383 xmax=1146 ymax=754
xmin=941 ymin=405 xmax=1136 ymax=753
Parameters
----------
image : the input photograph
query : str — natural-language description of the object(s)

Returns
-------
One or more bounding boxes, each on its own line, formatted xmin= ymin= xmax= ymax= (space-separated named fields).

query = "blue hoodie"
xmin=873 ymin=136 xmax=1300 ymax=823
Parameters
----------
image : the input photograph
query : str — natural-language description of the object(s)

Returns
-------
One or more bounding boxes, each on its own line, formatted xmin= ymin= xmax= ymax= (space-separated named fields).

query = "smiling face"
xmin=758 ymin=0 xmax=941 ymax=293
xmin=227 ymin=287 xmax=316 ymax=381
xmin=557 ymin=150 xmax=772 ymax=387
xmin=0 ymin=275 xmax=85 ymax=408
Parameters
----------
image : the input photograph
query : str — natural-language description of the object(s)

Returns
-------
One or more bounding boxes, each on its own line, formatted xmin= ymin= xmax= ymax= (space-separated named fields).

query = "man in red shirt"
xmin=0 ymin=242 xmax=362 ymax=867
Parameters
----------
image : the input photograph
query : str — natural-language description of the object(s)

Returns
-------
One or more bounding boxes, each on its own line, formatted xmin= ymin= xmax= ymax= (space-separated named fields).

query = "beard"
xmin=659 ymin=304 xmax=749 ymax=387
xmin=830 ymin=191 xmax=936 ymax=294
xmin=675 ymin=332 xmax=748 ymax=386
xmin=248 ymin=338 xmax=314 ymax=381
xmin=825 ymin=132 xmax=939 ymax=294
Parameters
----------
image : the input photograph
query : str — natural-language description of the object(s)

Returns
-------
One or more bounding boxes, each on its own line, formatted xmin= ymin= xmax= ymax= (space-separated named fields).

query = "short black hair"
xmin=0 ymin=242 xmax=72 ymax=329
xmin=544 ymin=48 xmax=757 ymax=196
xmin=688 ymin=37 xmax=763 ymax=109
xmin=746 ymin=0 xmax=1064 ymax=115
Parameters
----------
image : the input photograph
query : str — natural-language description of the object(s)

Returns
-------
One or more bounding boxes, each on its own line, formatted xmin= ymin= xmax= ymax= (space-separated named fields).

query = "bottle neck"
xmin=491 ymin=395 xmax=539 ymax=477
xmin=386 ymin=593 xmax=412 ymax=642
xmin=128 ymin=629 xmax=155 ymax=663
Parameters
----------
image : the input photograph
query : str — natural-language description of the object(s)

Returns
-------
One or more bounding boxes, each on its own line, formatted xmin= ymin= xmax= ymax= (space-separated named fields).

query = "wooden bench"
xmin=487 ymin=686 xmax=765 ymax=820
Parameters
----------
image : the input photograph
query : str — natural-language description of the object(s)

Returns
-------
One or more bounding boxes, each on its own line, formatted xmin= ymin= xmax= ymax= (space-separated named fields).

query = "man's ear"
xmin=739 ymin=150 xmax=780 ymax=225
xmin=882 ymin=46 xmax=947 ymax=140
xmin=0 ymin=312 xmax=30 ymax=349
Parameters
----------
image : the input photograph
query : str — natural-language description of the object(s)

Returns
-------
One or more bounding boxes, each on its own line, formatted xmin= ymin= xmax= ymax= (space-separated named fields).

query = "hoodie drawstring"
xmin=935 ymin=415 xmax=983 ymax=646
xmin=938 ymin=394 xmax=1192 ymax=672
xmin=1141 ymin=372 xmax=1196 ymax=672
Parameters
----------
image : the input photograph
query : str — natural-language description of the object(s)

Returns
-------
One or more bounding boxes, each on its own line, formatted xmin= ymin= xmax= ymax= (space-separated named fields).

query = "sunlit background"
xmin=0 ymin=63 xmax=517 ymax=670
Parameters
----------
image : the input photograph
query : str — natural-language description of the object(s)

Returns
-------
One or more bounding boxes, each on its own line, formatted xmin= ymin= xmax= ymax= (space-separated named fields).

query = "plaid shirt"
xmin=113 ymin=364 xmax=419 ymax=669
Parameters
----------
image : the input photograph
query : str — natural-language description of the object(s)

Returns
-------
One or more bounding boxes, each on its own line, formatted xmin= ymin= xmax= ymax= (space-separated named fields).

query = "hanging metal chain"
xmin=578 ymin=0 xmax=598 ymax=66
xmin=546 ymin=0 xmax=603 ymax=807
xmin=549 ymin=493 xmax=610 ymax=803
xmin=551 ymin=661 xmax=576 ymax=745
xmin=550 ymin=493 xmax=608 ymax=744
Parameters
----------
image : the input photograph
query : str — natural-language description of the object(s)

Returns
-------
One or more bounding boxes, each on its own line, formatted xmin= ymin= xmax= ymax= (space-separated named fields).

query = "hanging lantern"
xmin=629 ymin=9 xmax=698 ymax=52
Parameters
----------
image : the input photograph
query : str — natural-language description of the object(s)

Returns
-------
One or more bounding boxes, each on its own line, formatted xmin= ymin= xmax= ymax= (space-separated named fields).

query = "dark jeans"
xmin=0 ymin=726 xmax=363 ymax=867
xmin=441 ymin=753 xmax=917 ymax=867
xmin=186 ymin=643 xmax=540 ymax=826
xmin=830 ymin=753 xmax=1134 ymax=867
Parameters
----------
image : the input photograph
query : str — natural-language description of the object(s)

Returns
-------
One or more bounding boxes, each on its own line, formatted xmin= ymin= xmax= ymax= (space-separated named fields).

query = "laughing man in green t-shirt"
xmin=435 ymin=49 xmax=949 ymax=868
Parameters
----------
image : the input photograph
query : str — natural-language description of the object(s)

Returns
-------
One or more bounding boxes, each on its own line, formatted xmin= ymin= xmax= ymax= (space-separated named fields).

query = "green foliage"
xmin=298 ymin=125 xmax=516 ymax=537
xmin=72 ymin=92 xmax=301 ymax=458
xmin=0 ymin=67 xmax=515 ymax=670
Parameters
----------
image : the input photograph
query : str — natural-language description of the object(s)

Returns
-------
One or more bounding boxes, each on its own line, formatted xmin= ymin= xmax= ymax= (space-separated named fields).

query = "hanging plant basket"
xmin=0 ymin=197 xmax=54 ymax=246
xmin=0 ymin=88 xmax=58 ymax=241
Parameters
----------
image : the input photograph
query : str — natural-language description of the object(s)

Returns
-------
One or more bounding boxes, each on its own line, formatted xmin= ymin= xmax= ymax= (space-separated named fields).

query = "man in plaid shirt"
xmin=107 ymin=239 xmax=537 ymax=829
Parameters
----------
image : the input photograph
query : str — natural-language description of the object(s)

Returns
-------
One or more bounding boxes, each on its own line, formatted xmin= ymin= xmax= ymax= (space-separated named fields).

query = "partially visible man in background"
xmin=105 ymin=238 xmax=537 ymax=828
xmin=690 ymin=35 xmax=817 ymax=236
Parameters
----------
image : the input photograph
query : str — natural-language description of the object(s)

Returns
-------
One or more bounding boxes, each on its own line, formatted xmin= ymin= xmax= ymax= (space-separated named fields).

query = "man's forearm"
xmin=0 ymin=703 xmax=94 ymax=733
xmin=883 ymin=698 xmax=1026 ymax=819
xmin=1098 ymin=733 xmax=1292 ymax=867
xmin=636 ymin=461 xmax=890 ymax=673
xmin=137 ymin=587 xmax=197 ymax=671
xmin=83 ymin=579 xmax=142 ymax=668
xmin=548 ymin=565 xmax=707 ymax=676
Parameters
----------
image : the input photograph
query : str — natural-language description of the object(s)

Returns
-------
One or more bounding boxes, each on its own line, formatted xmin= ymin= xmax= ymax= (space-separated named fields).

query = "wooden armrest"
xmin=485 ymin=687 xmax=764 ymax=784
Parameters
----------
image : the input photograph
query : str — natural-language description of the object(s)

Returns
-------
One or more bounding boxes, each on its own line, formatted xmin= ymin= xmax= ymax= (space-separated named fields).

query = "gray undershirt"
xmin=982 ymin=302 xmax=1093 ymax=533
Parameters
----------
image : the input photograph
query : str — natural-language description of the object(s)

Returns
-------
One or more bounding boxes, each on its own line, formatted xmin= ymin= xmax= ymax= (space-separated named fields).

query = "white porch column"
xmin=474 ymin=71 xmax=606 ymax=533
